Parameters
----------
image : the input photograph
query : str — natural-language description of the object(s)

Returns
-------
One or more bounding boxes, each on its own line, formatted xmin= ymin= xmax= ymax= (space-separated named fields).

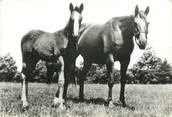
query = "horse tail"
xmin=68 ymin=67 xmax=78 ymax=90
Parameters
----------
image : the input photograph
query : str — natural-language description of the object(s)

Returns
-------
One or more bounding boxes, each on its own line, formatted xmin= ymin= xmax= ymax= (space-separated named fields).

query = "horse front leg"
xmin=106 ymin=54 xmax=115 ymax=108
xmin=53 ymin=56 xmax=66 ymax=109
xmin=63 ymin=61 xmax=74 ymax=100
xmin=79 ymin=61 xmax=91 ymax=101
xmin=119 ymin=57 xmax=130 ymax=107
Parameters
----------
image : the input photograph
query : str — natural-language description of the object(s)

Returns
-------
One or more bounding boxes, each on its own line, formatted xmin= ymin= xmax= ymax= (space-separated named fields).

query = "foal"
xmin=20 ymin=3 xmax=84 ymax=110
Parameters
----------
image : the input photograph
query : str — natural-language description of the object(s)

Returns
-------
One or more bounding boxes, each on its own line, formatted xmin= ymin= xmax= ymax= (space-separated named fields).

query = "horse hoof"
xmin=52 ymin=98 xmax=61 ymax=107
xmin=52 ymin=97 xmax=67 ymax=110
xmin=122 ymin=103 xmax=126 ymax=107
xmin=79 ymin=97 xmax=84 ymax=102
xmin=59 ymin=104 xmax=66 ymax=110
xmin=52 ymin=103 xmax=60 ymax=108
xmin=131 ymin=106 xmax=135 ymax=111
xmin=120 ymin=101 xmax=126 ymax=107
xmin=108 ymin=101 xmax=114 ymax=108
xmin=119 ymin=99 xmax=126 ymax=107
xmin=22 ymin=101 xmax=29 ymax=111
xmin=22 ymin=105 xmax=29 ymax=112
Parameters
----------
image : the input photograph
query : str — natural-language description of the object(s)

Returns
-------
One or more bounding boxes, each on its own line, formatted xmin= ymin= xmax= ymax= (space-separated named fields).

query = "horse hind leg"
xmin=106 ymin=54 xmax=115 ymax=108
xmin=21 ymin=59 xmax=38 ymax=111
xmin=20 ymin=62 xmax=31 ymax=111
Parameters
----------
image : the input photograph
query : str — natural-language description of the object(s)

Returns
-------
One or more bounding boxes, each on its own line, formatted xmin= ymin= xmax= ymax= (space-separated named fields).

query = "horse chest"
xmin=112 ymin=42 xmax=134 ymax=60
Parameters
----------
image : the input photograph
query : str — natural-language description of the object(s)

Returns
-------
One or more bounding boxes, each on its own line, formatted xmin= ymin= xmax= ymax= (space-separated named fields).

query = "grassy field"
xmin=0 ymin=82 xmax=172 ymax=117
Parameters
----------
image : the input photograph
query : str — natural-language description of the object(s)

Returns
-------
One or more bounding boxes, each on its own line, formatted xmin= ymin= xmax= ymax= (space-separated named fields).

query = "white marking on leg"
xmin=58 ymin=56 xmax=64 ymax=99
xmin=21 ymin=73 xmax=28 ymax=108
xmin=53 ymin=56 xmax=65 ymax=109
xmin=108 ymin=100 xmax=114 ymax=108
xmin=53 ymin=97 xmax=64 ymax=105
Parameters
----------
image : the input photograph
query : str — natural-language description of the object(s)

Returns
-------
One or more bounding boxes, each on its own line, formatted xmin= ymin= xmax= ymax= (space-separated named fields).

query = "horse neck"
xmin=120 ymin=16 xmax=135 ymax=51
xmin=109 ymin=16 xmax=135 ymax=51
xmin=63 ymin=18 xmax=77 ymax=51
xmin=120 ymin=16 xmax=135 ymax=36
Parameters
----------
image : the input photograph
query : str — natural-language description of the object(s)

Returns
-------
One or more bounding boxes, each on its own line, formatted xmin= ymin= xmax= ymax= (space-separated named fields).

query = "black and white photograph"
xmin=0 ymin=0 xmax=172 ymax=116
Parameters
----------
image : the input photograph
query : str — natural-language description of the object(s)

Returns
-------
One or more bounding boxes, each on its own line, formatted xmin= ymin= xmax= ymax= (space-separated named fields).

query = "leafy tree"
xmin=131 ymin=46 xmax=172 ymax=84
xmin=0 ymin=53 xmax=17 ymax=81
xmin=88 ymin=64 xmax=107 ymax=84
xmin=34 ymin=60 xmax=47 ymax=82
xmin=33 ymin=60 xmax=59 ymax=83
xmin=83 ymin=64 xmax=121 ymax=84
xmin=83 ymin=46 xmax=172 ymax=84
xmin=1 ymin=47 xmax=171 ymax=84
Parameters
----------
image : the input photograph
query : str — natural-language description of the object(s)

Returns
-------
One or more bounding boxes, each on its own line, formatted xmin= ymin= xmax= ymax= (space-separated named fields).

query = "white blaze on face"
xmin=134 ymin=15 xmax=148 ymax=49
xmin=72 ymin=11 xmax=80 ymax=37
xmin=135 ymin=15 xmax=147 ymax=44
xmin=135 ymin=15 xmax=146 ymax=34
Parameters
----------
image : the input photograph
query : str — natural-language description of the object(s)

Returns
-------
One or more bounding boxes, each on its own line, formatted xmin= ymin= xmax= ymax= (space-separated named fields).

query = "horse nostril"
xmin=139 ymin=44 xmax=146 ymax=49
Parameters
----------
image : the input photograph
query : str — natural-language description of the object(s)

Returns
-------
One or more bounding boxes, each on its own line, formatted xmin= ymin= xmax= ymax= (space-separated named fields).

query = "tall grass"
xmin=0 ymin=82 xmax=172 ymax=117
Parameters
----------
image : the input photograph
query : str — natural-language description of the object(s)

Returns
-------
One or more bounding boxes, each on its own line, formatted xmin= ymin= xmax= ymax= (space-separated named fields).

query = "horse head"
xmin=134 ymin=5 xmax=150 ymax=49
xmin=68 ymin=3 xmax=84 ymax=39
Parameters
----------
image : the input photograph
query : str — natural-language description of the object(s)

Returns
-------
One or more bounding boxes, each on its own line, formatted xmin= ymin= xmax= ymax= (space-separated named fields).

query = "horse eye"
xmin=134 ymin=23 xmax=139 ymax=32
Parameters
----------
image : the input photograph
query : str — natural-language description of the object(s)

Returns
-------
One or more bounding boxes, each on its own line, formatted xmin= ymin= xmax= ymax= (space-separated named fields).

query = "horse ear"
xmin=144 ymin=6 xmax=150 ymax=15
xmin=69 ymin=3 xmax=73 ymax=13
xmin=135 ymin=5 xmax=139 ymax=16
xmin=79 ymin=3 xmax=84 ymax=13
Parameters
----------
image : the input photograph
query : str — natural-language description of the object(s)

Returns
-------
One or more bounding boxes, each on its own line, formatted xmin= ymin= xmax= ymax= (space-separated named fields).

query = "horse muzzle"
xmin=135 ymin=37 xmax=147 ymax=49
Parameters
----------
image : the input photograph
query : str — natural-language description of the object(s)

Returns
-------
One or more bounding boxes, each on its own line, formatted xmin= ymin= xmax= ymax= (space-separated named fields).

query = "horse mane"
xmin=106 ymin=15 xmax=135 ymax=33
xmin=107 ymin=15 xmax=134 ymax=24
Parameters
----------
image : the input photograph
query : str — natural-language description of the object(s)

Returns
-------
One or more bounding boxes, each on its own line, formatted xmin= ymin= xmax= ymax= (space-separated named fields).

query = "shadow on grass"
xmin=113 ymin=101 xmax=135 ymax=111
xmin=67 ymin=97 xmax=135 ymax=111
xmin=67 ymin=97 xmax=107 ymax=105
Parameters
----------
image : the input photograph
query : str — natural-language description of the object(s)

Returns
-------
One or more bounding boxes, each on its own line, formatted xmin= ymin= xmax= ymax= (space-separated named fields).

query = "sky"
xmin=0 ymin=0 xmax=172 ymax=71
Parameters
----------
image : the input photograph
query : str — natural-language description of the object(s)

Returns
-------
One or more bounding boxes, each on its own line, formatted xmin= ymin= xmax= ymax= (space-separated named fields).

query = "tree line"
xmin=0 ymin=47 xmax=172 ymax=84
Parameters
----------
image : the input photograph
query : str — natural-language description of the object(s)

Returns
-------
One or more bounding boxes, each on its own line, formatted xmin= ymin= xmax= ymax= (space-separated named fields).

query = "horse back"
xmin=21 ymin=30 xmax=44 ymax=53
xmin=21 ymin=30 xmax=67 ymax=61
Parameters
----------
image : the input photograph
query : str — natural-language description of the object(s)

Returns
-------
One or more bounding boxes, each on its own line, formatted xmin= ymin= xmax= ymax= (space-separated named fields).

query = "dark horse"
xmin=20 ymin=3 xmax=84 ymax=110
xmin=76 ymin=5 xmax=150 ymax=107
